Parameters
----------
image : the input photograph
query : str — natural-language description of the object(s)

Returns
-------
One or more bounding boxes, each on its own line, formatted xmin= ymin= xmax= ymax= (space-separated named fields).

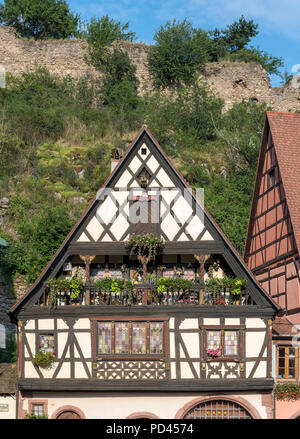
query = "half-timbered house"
xmin=9 ymin=126 xmax=279 ymax=419
xmin=244 ymin=111 xmax=300 ymax=419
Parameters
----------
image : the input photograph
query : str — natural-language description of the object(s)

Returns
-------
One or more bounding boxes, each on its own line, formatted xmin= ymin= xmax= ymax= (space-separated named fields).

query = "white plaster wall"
xmin=245 ymin=332 xmax=266 ymax=358
xmin=0 ymin=396 xmax=16 ymax=419
xmin=24 ymin=320 xmax=35 ymax=330
xmin=38 ymin=319 xmax=54 ymax=330
xmin=29 ymin=392 xmax=269 ymax=419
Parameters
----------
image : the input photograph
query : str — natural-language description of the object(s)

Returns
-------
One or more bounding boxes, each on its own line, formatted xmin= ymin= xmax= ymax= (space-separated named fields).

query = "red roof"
xmin=272 ymin=317 xmax=296 ymax=336
xmin=266 ymin=111 xmax=300 ymax=254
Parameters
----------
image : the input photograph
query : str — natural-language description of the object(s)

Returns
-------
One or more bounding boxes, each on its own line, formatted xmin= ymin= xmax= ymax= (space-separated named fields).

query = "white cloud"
xmin=71 ymin=0 xmax=300 ymax=42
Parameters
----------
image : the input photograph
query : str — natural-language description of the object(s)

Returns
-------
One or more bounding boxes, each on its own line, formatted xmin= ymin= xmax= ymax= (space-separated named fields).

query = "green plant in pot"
xmin=126 ymin=234 xmax=164 ymax=277
xmin=69 ymin=277 xmax=84 ymax=304
xmin=230 ymin=278 xmax=247 ymax=304
xmin=34 ymin=350 xmax=55 ymax=368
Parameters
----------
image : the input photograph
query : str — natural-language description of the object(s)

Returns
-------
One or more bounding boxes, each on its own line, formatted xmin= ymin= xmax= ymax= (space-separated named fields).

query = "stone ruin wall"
xmin=0 ymin=25 xmax=300 ymax=111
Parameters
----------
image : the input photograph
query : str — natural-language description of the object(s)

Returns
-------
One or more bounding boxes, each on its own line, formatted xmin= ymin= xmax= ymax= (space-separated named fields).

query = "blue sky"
xmin=69 ymin=0 xmax=300 ymax=86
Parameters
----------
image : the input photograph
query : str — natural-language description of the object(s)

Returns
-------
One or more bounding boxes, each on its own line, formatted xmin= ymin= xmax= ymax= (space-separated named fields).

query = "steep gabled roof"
xmin=10 ymin=126 xmax=280 ymax=316
xmin=266 ymin=112 xmax=300 ymax=253
xmin=244 ymin=112 xmax=300 ymax=261
xmin=0 ymin=363 xmax=17 ymax=394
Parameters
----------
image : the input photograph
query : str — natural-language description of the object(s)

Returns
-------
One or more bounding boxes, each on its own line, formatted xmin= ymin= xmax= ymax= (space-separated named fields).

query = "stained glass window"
xmin=132 ymin=322 xmax=147 ymax=354
xmin=207 ymin=331 xmax=221 ymax=351
xmin=97 ymin=320 xmax=165 ymax=357
xmin=115 ymin=322 xmax=129 ymax=354
xmin=98 ymin=322 xmax=112 ymax=354
xmin=224 ymin=331 xmax=238 ymax=356
xmin=150 ymin=322 xmax=163 ymax=354
xmin=39 ymin=334 xmax=55 ymax=354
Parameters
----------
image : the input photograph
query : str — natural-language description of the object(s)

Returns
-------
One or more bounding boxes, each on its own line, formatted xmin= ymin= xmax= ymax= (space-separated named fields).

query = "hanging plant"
xmin=34 ymin=350 xmax=56 ymax=368
xmin=275 ymin=382 xmax=300 ymax=401
xmin=126 ymin=233 xmax=164 ymax=263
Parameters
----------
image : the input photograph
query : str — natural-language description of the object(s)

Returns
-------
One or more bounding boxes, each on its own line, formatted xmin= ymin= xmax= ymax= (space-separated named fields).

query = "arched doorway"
xmin=183 ymin=399 xmax=253 ymax=420
xmin=56 ymin=411 xmax=81 ymax=419
xmin=52 ymin=405 xmax=86 ymax=419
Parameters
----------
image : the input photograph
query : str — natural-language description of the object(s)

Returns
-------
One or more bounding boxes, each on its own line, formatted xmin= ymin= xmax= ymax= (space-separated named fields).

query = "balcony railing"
xmin=37 ymin=284 xmax=255 ymax=307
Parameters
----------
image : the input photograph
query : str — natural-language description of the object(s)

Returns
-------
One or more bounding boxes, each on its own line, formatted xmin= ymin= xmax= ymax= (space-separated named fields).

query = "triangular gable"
xmin=10 ymin=126 xmax=280 ymax=315
xmin=72 ymin=129 xmax=214 ymax=244
xmin=244 ymin=113 xmax=299 ymax=270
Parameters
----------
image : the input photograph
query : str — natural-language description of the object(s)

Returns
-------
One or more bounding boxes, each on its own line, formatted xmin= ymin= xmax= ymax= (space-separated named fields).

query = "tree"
xmin=100 ymin=48 xmax=140 ymax=113
xmin=0 ymin=0 xmax=79 ymax=39
xmin=209 ymin=15 xmax=259 ymax=54
xmin=148 ymin=19 xmax=210 ymax=89
xmin=82 ymin=14 xmax=135 ymax=47
xmin=82 ymin=15 xmax=136 ymax=70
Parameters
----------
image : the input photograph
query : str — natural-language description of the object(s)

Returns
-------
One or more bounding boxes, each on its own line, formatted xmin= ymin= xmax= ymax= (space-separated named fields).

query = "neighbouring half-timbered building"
xmin=9 ymin=126 xmax=279 ymax=419
xmin=244 ymin=112 xmax=300 ymax=419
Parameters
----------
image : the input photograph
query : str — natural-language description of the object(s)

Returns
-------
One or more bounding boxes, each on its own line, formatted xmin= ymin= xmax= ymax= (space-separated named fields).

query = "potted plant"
xmin=24 ymin=412 xmax=48 ymax=419
xmin=126 ymin=234 xmax=164 ymax=279
xmin=69 ymin=277 xmax=84 ymax=305
xmin=34 ymin=350 xmax=56 ymax=368
xmin=204 ymin=278 xmax=221 ymax=304
xmin=230 ymin=278 xmax=247 ymax=305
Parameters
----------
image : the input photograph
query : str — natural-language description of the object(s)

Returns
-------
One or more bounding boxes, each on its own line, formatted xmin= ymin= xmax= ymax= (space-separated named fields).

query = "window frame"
xmin=91 ymin=317 xmax=169 ymax=361
xmin=276 ymin=345 xmax=299 ymax=381
xmin=35 ymin=331 xmax=57 ymax=356
xmin=200 ymin=325 xmax=245 ymax=362
xmin=28 ymin=400 xmax=48 ymax=418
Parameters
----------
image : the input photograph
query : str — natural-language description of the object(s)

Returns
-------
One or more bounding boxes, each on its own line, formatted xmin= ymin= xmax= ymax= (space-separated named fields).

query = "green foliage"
xmin=127 ymin=233 xmax=164 ymax=262
xmin=0 ymin=0 xmax=79 ymax=39
xmin=228 ymin=46 xmax=284 ymax=76
xmin=95 ymin=278 xmax=133 ymax=294
xmin=156 ymin=277 xmax=192 ymax=293
xmin=34 ymin=349 xmax=55 ymax=368
xmin=24 ymin=412 xmax=48 ymax=419
xmin=100 ymin=48 xmax=140 ymax=113
xmin=5 ymin=199 xmax=74 ymax=283
xmin=144 ymin=83 xmax=223 ymax=156
xmin=83 ymin=14 xmax=136 ymax=75
xmin=209 ymin=15 xmax=259 ymax=56
xmin=205 ymin=276 xmax=246 ymax=295
xmin=148 ymin=19 xmax=210 ymax=88
xmin=0 ymin=335 xmax=17 ymax=362
xmin=0 ymin=64 xmax=270 ymax=283
xmin=82 ymin=14 xmax=135 ymax=49
xmin=0 ymin=69 xmax=71 ymax=143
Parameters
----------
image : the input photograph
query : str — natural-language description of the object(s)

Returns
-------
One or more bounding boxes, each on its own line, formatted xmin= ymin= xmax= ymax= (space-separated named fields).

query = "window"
xmin=33 ymin=404 xmax=44 ymax=417
xmin=201 ymin=326 xmax=244 ymax=361
xmin=267 ymin=169 xmax=275 ymax=189
xmin=39 ymin=334 xmax=55 ymax=354
xmin=277 ymin=346 xmax=299 ymax=380
xmin=97 ymin=320 xmax=165 ymax=358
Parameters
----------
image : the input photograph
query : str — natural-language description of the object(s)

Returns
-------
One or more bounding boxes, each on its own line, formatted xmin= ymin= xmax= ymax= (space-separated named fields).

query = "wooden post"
xmin=80 ymin=255 xmax=95 ymax=305
xmin=140 ymin=255 xmax=149 ymax=305
xmin=194 ymin=254 xmax=207 ymax=304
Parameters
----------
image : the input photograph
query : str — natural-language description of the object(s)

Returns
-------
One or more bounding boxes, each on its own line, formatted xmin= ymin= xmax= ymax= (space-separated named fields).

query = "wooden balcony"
xmin=37 ymin=284 xmax=255 ymax=307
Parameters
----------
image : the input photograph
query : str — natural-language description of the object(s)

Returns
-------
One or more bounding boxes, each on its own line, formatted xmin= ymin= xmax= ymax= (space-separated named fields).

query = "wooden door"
xmin=56 ymin=411 xmax=81 ymax=419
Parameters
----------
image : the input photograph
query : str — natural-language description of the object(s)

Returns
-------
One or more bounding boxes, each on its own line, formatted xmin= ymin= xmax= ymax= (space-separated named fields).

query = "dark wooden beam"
xmin=18 ymin=378 xmax=275 ymax=392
